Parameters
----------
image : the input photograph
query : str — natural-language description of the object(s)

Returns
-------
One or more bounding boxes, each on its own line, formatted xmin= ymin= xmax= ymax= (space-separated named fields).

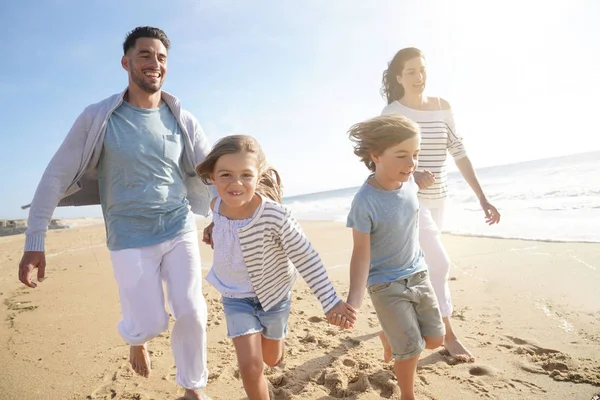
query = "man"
xmin=18 ymin=26 xmax=212 ymax=400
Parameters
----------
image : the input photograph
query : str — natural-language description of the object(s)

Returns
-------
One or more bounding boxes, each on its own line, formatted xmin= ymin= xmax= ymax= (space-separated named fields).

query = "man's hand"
xmin=480 ymin=199 xmax=501 ymax=225
xmin=18 ymin=251 xmax=46 ymax=288
xmin=325 ymin=300 xmax=357 ymax=329
xmin=202 ymin=222 xmax=214 ymax=249
xmin=413 ymin=170 xmax=435 ymax=190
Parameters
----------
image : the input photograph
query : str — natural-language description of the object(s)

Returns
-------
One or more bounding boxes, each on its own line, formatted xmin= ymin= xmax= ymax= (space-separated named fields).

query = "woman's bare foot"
xmin=378 ymin=331 xmax=393 ymax=363
xmin=183 ymin=388 xmax=212 ymax=400
xmin=130 ymin=344 xmax=151 ymax=377
xmin=443 ymin=317 xmax=475 ymax=363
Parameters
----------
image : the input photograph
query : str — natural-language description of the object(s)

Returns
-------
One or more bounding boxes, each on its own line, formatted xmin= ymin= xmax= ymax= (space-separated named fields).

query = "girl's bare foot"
xmin=130 ymin=344 xmax=151 ymax=377
xmin=378 ymin=331 xmax=393 ymax=363
xmin=183 ymin=388 xmax=212 ymax=400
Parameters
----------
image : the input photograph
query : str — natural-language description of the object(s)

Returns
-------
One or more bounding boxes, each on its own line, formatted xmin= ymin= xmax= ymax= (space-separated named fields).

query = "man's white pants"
xmin=109 ymin=230 xmax=208 ymax=390
xmin=419 ymin=202 xmax=453 ymax=318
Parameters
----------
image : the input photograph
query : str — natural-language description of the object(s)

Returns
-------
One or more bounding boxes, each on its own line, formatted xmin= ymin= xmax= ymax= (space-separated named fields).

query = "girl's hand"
xmin=414 ymin=170 xmax=435 ymax=190
xmin=480 ymin=199 xmax=501 ymax=225
xmin=326 ymin=301 xmax=357 ymax=329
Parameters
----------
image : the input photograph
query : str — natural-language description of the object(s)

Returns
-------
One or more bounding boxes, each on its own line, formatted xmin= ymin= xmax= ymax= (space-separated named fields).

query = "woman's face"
xmin=396 ymin=56 xmax=427 ymax=95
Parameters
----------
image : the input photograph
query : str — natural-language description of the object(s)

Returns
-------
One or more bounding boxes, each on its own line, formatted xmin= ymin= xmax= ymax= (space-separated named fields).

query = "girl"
xmin=195 ymin=135 xmax=356 ymax=400
xmin=379 ymin=47 xmax=501 ymax=362
xmin=345 ymin=114 xmax=445 ymax=400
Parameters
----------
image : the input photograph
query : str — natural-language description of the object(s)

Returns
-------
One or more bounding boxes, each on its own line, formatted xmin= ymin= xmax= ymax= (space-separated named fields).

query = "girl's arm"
xmin=346 ymin=229 xmax=371 ymax=309
xmin=279 ymin=211 xmax=342 ymax=314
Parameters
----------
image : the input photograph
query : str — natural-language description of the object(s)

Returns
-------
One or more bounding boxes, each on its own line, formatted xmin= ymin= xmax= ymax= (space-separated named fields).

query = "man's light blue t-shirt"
xmin=346 ymin=176 xmax=427 ymax=287
xmin=98 ymin=102 xmax=195 ymax=251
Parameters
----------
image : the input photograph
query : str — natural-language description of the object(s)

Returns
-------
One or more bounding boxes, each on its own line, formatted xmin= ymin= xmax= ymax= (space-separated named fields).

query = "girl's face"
xmin=211 ymin=151 xmax=260 ymax=208
xmin=396 ymin=56 xmax=427 ymax=96
xmin=371 ymin=135 xmax=420 ymax=185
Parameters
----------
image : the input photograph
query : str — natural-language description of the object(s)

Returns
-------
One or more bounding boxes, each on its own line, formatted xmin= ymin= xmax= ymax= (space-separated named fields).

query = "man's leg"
xmin=161 ymin=231 xmax=209 ymax=397
xmin=110 ymin=245 xmax=169 ymax=376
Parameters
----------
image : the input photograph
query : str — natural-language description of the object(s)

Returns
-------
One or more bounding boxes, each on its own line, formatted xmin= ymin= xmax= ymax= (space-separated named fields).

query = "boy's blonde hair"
xmin=195 ymin=135 xmax=283 ymax=203
xmin=348 ymin=114 xmax=420 ymax=172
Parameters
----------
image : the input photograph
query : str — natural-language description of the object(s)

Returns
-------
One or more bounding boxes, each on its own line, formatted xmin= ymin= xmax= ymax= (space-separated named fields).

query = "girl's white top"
xmin=206 ymin=197 xmax=256 ymax=298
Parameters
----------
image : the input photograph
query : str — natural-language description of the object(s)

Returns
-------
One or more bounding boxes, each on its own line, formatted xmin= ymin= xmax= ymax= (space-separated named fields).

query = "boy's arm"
xmin=280 ymin=211 xmax=341 ymax=314
xmin=346 ymin=229 xmax=371 ymax=309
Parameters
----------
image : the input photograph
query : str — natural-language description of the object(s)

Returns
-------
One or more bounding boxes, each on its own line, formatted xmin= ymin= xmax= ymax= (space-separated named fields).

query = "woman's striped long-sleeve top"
xmin=381 ymin=100 xmax=467 ymax=206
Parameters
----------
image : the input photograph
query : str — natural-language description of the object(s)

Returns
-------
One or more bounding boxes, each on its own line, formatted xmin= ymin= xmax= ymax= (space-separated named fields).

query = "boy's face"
xmin=371 ymin=135 xmax=420 ymax=184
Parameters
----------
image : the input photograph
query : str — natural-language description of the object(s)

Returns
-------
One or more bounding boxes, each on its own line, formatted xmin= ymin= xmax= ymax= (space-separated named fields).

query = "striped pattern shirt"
xmin=237 ymin=197 xmax=341 ymax=312
xmin=381 ymin=100 xmax=467 ymax=204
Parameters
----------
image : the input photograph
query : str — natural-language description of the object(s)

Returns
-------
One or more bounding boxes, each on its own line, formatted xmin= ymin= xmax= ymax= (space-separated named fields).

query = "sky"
xmin=1 ymin=0 xmax=599 ymax=219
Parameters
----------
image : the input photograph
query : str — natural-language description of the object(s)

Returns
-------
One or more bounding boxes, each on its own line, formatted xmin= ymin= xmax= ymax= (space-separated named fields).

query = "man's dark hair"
xmin=123 ymin=26 xmax=170 ymax=55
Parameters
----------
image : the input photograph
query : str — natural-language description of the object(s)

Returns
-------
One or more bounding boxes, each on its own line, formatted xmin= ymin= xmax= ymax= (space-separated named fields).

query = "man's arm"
xmin=24 ymin=110 xmax=90 ymax=251
xmin=19 ymin=110 xmax=90 ymax=288
xmin=346 ymin=229 xmax=371 ymax=309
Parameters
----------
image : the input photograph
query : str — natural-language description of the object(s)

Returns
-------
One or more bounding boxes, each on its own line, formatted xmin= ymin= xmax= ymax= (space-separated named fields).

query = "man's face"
xmin=122 ymin=38 xmax=167 ymax=94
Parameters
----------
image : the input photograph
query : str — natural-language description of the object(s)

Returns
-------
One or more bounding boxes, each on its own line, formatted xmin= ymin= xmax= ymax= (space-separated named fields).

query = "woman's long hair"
xmin=381 ymin=47 xmax=424 ymax=104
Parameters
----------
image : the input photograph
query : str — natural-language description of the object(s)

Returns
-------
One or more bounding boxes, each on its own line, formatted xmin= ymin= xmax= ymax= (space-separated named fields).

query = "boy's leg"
xmin=232 ymin=333 xmax=270 ymax=400
xmin=378 ymin=331 xmax=393 ymax=363
xmin=411 ymin=271 xmax=445 ymax=350
xmin=110 ymin=245 xmax=168 ymax=377
xmin=161 ymin=231 xmax=209 ymax=394
xmin=394 ymin=355 xmax=419 ymax=400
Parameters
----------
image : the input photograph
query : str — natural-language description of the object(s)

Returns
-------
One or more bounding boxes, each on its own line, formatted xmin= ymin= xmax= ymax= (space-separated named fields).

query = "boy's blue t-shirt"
xmin=346 ymin=176 xmax=427 ymax=287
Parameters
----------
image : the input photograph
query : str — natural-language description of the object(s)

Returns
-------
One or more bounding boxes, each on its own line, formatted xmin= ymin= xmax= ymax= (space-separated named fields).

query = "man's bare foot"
xmin=130 ymin=344 xmax=151 ymax=377
xmin=444 ymin=337 xmax=474 ymax=363
xmin=378 ymin=331 xmax=393 ymax=363
xmin=183 ymin=388 xmax=211 ymax=400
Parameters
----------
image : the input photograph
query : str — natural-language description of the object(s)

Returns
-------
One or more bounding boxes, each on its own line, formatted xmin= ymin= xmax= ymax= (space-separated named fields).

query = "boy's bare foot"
xmin=444 ymin=337 xmax=474 ymax=362
xmin=130 ymin=344 xmax=151 ymax=377
xmin=183 ymin=388 xmax=212 ymax=400
xmin=378 ymin=331 xmax=393 ymax=363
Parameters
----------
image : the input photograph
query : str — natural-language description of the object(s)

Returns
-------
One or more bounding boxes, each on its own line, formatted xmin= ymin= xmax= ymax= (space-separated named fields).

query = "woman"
xmin=379 ymin=47 xmax=501 ymax=362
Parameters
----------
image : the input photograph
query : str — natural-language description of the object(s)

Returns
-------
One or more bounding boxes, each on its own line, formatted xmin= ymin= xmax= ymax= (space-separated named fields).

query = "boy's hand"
xmin=414 ymin=170 xmax=435 ymax=190
xmin=326 ymin=301 xmax=357 ymax=329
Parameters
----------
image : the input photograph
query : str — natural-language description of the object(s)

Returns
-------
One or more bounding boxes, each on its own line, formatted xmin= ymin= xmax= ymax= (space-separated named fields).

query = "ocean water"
xmin=283 ymin=151 xmax=600 ymax=243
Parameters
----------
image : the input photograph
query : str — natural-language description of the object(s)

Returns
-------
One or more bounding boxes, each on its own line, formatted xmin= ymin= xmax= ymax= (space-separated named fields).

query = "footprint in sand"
xmin=501 ymin=335 xmax=600 ymax=386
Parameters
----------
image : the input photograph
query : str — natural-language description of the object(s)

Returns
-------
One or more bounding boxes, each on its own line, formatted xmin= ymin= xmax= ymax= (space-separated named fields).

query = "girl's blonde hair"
xmin=195 ymin=135 xmax=283 ymax=203
xmin=348 ymin=114 xmax=420 ymax=172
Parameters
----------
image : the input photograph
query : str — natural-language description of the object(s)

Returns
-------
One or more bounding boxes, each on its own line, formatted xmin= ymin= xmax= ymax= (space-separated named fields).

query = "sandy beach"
xmin=1 ymin=220 xmax=599 ymax=400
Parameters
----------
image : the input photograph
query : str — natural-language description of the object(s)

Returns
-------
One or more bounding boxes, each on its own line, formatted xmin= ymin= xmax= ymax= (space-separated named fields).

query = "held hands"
xmin=325 ymin=300 xmax=357 ymax=329
xmin=18 ymin=251 xmax=46 ymax=288
xmin=413 ymin=170 xmax=435 ymax=190
xmin=202 ymin=222 xmax=214 ymax=249
xmin=480 ymin=198 xmax=501 ymax=225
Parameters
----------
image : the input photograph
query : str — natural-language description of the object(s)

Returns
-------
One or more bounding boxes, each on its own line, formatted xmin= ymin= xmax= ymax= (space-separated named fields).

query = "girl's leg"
xmin=261 ymin=337 xmax=285 ymax=367
xmin=394 ymin=355 xmax=419 ymax=400
xmin=232 ymin=333 xmax=270 ymax=400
